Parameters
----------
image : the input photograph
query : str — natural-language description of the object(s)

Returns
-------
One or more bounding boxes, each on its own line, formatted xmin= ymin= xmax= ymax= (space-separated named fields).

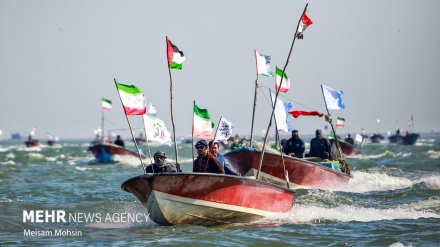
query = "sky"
xmin=1 ymin=0 xmax=439 ymax=140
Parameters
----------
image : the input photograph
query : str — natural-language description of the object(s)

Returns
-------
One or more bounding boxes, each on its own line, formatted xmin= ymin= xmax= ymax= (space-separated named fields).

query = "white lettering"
xmin=23 ymin=210 xmax=34 ymax=223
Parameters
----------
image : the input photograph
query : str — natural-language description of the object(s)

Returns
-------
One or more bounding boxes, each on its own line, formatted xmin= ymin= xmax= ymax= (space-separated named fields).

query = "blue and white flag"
xmin=321 ymin=85 xmax=346 ymax=110
xmin=255 ymin=50 xmax=274 ymax=77
xmin=269 ymin=90 xmax=293 ymax=132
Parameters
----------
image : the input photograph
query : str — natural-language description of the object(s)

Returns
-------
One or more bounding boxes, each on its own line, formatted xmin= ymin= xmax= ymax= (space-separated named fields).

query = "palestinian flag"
xmin=336 ymin=117 xmax=345 ymax=128
xmin=102 ymin=98 xmax=112 ymax=110
xmin=296 ymin=13 xmax=313 ymax=39
xmin=275 ymin=67 xmax=290 ymax=93
xmin=166 ymin=36 xmax=185 ymax=70
xmin=193 ymin=103 xmax=214 ymax=140
xmin=115 ymin=81 xmax=146 ymax=116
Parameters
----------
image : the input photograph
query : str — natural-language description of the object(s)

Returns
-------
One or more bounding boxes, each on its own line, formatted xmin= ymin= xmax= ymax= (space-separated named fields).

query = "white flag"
xmin=148 ymin=103 xmax=157 ymax=116
xmin=143 ymin=114 xmax=172 ymax=146
xmin=255 ymin=50 xmax=274 ymax=76
xmin=213 ymin=116 xmax=233 ymax=144
xmin=270 ymin=90 xmax=293 ymax=132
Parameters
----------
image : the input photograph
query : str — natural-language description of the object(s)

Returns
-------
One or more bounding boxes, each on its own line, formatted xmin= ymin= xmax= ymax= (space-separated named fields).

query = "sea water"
xmin=0 ymin=134 xmax=439 ymax=246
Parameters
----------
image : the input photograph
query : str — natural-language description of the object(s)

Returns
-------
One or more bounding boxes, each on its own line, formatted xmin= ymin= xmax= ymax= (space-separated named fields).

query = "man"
xmin=145 ymin=151 xmax=181 ymax=173
xmin=209 ymin=141 xmax=241 ymax=176
xmin=305 ymin=129 xmax=332 ymax=160
xmin=193 ymin=140 xmax=224 ymax=174
xmin=345 ymin=134 xmax=354 ymax=145
xmin=283 ymin=129 xmax=305 ymax=158
xmin=114 ymin=135 xmax=125 ymax=148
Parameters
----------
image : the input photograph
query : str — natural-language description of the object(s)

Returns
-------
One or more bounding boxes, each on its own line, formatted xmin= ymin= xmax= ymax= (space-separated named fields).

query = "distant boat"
xmin=25 ymin=135 xmax=39 ymax=147
xmin=330 ymin=139 xmax=361 ymax=157
xmin=46 ymin=133 xmax=59 ymax=146
xmin=87 ymin=142 xmax=148 ymax=163
xmin=370 ymin=133 xmax=385 ymax=143
xmin=121 ymin=172 xmax=295 ymax=226
xmin=388 ymin=131 xmax=420 ymax=145
xmin=11 ymin=132 xmax=22 ymax=140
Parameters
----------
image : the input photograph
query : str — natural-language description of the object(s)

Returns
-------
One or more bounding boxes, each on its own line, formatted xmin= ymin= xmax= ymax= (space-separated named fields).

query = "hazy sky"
xmin=1 ymin=0 xmax=439 ymax=140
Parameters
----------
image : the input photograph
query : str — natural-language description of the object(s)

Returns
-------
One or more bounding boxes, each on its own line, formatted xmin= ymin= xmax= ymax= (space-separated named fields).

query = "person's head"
xmin=117 ymin=135 xmax=122 ymax=140
xmin=315 ymin=129 xmax=323 ymax=137
xmin=153 ymin=151 xmax=166 ymax=164
xmin=347 ymin=134 xmax=351 ymax=138
xmin=195 ymin=140 xmax=208 ymax=156
xmin=281 ymin=139 xmax=287 ymax=146
xmin=208 ymin=141 xmax=220 ymax=157
xmin=291 ymin=129 xmax=299 ymax=139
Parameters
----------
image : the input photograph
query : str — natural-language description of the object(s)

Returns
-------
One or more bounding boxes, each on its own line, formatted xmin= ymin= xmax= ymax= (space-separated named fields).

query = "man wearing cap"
xmin=145 ymin=151 xmax=181 ymax=173
xmin=193 ymin=139 xmax=224 ymax=174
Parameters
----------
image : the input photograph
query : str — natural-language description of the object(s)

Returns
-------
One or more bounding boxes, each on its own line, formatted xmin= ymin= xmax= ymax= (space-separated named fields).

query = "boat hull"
xmin=87 ymin=143 xmax=147 ymax=163
xmin=121 ymin=173 xmax=295 ymax=226
xmin=24 ymin=140 xmax=39 ymax=147
xmin=224 ymin=148 xmax=350 ymax=189
xmin=330 ymin=139 xmax=361 ymax=157
xmin=388 ymin=133 xmax=420 ymax=145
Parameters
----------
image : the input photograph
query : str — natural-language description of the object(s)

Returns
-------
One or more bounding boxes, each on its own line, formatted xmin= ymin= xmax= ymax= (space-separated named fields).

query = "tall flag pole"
xmin=166 ymin=36 xmax=185 ymax=164
xmin=250 ymin=49 xmax=274 ymax=147
xmin=114 ymin=78 xmax=147 ymax=172
xmin=101 ymin=98 xmax=112 ymax=143
xmin=256 ymin=3 xmax=311 ymax=181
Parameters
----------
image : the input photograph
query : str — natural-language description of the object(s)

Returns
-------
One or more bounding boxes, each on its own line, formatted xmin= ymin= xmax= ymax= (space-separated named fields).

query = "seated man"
xmin=145 ymin=151 xmax=181 ymax=173
xmin=283 ymin=129 xmax=305 ymax=158
xmin=114 ymin=135 xmax=125 ymax=148
xmin=305 ymin=129 xmax=332 ymax=160
xmin=345 ymin=134 xmax=354 ymax=145
xmin=193 ymin=140 xmax=224 ymax=174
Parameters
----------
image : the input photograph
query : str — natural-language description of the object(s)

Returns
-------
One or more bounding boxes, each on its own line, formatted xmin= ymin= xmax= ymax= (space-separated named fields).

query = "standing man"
xmin=283 ymin=129 xmax=305 ymax=158
xmin=193 ymin=140 xmax=224 ymax=174
xmin=114 ymin=135 xmax=125 ymax=148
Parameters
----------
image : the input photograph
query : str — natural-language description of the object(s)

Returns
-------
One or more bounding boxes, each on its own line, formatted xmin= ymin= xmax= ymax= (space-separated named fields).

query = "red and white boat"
xmin=88 ymin=142 xmax=148 ymax=163
xmin=224 ymin=148 xmax=351 ymax=190
xmin=121 ymin=172 xmax=295 ymax=226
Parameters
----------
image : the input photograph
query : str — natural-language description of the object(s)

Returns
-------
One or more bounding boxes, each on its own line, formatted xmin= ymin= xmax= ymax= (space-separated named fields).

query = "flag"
xmin=336 ymin=117 xmax=345 ymax=128
xmin=355 ymin=133 xmax=364 ymax=149
xmin=30 ymin=126 xmax=37 ymax=136
xmin=213 ymin=116 xmax=233 ymax=144
xmin=102 ymin=98 xmax=112 ymax=110
xmin=255 ymin=50 xmax=274 ymax=76
xmin=166 ymin=36 xmax=185 ymax=70
xmin=148 ymin=103 xmax=157 ymax=116
xmin=321 ymin=85 xmax=346 ymax=110
xmin=143 ymin=114 xmax=172 ymax=146
xmin=270 ymin=90 xmax=293 ymax=132
xmin=296 ymin=13 xmax=313 ymax=39
xmin=275 ymin=67 xmax=290 ymax=93
xmin=193 ymin=103 xmax=215 ymax=140
xmin=115 ymin=81 xmax=146 ymax=115
xmin=289 ymin=110 xmax=323 ymax=118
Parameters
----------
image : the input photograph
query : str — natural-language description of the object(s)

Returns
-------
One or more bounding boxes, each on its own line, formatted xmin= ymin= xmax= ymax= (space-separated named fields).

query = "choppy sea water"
xmin=0 ymin=134 xmax=439 ymax=246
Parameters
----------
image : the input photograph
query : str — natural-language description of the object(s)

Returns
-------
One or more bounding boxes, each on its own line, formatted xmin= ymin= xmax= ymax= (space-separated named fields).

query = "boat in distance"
xmin=121 ymin=172 xmax=295 ymax=226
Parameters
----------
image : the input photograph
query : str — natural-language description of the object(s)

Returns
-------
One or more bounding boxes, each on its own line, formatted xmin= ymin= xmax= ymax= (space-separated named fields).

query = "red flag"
xmin=289 ymin=110 xmax=323 ymax=118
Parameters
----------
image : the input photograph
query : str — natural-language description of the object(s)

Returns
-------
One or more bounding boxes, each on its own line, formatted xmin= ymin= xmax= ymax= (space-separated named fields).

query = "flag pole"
xmin=101 ymin=104 xmax=105 ymax=143
xmin=167 ymin=37 xmax=179 ymax=164
xmin=320 ymin=86 xmax=350 ymax=175
xmin=142 ymin=114 xmax=153 ymax=164
xmin=191 ymin=100 xmax=195 ymax=163
xmin=249 ymin=49 xmax=259 ymax=147
xmin=256 ymin=3 xmax=308 ymax=180
xmin=114 ymin=78 xmax=146 ymax=173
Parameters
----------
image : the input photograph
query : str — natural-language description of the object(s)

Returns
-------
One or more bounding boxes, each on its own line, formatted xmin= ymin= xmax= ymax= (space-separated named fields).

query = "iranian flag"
xmin=115 ymin=81 xmax=146 ymax=116
xmin=275 ymin=67 xmax=290 ymax=93
xmin=193 ymin=103 xmax=214 ymax=140
xmin=166 ymin=36 xmax=185 ymax=70
xmin=296 ymin=13 xmax=313 ymax=39
xmin=336 ymin=117 xmax=345 ymax=128
xmin=102 ymin=98 xmax=112 ymax=110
